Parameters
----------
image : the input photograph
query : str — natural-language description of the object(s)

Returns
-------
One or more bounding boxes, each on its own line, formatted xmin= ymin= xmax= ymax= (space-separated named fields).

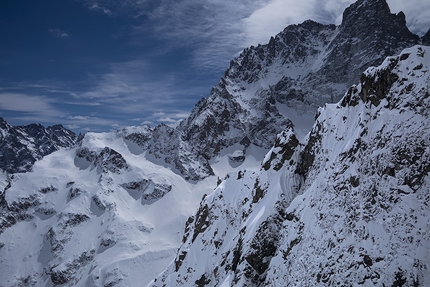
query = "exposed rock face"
xmin=118 ymin=124 xmax=214 ymax=181
xmin=129 ymin=0 xmax=426 ymax=181
xmin=149 ymin=45 xmax=430 ymax=286
xmin=0 ymin=118 xmax=77 ymax=173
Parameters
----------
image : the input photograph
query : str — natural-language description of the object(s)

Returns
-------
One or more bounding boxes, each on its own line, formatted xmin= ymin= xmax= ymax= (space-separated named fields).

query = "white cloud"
xmin=66 ymin=114 xmax=119 ymax=130
xmin=86 ymin=2 xmax=113 ymax=16
xmin=153 ymin=111 xmax=190 ymax=127
xmin=242 ymin=0 xmax=318 ymax=46
xmin=65 ymin=124 xmax=81 ymax=130
xmin=65 ymin=101 xmax=102 ymax=106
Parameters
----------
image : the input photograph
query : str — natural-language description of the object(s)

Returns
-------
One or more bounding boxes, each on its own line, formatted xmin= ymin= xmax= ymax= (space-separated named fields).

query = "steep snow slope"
xmin=149 ymin=45 xmax=430 ymax=286
xmin=0 ymin=130 xmax=216 ymax=287
xmin=0 ymin=118 xmax=77 ymax=174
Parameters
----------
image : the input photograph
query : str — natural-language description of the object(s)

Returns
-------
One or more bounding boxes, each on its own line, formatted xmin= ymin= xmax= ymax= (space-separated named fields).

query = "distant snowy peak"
xmin=149 ymin=45 xmax=430 ymax=286
xmin=0 ymin=128 xmax=216 ymax=287
xmin=0 ymin=118 xmax=77 ymax=174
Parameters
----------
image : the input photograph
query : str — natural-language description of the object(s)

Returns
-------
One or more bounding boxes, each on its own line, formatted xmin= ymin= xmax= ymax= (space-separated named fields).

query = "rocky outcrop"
xmin=119 ymin=124 xmax=214 ymax=181
xmin=0 ymin=118 xmax=77 ymax=174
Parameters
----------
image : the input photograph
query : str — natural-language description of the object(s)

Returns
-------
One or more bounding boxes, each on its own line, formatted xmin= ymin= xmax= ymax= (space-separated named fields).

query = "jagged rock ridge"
xmin=0 ymin=118 xmax=78 ymax=173
xmin=125 ymin=0 xmax=428 ymax=181
xmin=149 ymin=45 xmax=430 ymax=286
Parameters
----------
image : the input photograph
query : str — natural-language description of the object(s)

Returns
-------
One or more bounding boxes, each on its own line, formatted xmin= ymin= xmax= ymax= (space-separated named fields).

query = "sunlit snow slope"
xmin=0 ymin=130 xmax=216 ymax=286
xmin=150 ymin=46 xmax=430 ymax=287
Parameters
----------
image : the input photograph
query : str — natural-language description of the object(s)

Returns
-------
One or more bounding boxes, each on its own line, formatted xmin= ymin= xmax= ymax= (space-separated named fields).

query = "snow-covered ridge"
xmin=0 ymin=131 xmax=216 ymax=286
xmin=149 ymin=45 xmax=430 ymax=286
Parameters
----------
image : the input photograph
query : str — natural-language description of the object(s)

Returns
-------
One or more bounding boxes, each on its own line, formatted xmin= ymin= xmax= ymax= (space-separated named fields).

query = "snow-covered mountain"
xmin=142 ymin=0 xmax=429 ymax=181
xmin=0 ymin=130 xmax=217 ymax=286
xmin=1 ymin=0 xmax=429 ymax=286
xmin=150 ymin=45 xmax=430 ymax=287
xmin=0 ymin=118 xmax=77 ymax=174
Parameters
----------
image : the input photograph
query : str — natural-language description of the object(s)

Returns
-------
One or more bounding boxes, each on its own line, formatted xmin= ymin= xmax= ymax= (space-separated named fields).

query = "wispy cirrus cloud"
xmin=130 ymin=0 xmax=266 ymax=71
xmin=87 ymin=3 xmax=113 ymax=16
xmin=71 ymin=58 xmax=207 ymax=125
xmin=84 ymin=0 xmax=429 ymax=73
xmin=48 ymin=28 xmax=69 ymax=38
xmin=0 ymin=93 xmax=61 ymax=117
xmin=0 ymin=62 xmax=203 ymax=131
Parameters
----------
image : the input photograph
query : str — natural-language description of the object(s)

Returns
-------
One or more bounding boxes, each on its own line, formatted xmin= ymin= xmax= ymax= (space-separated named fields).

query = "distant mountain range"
xmin=0 ymin=0 xmax=429 ymax=286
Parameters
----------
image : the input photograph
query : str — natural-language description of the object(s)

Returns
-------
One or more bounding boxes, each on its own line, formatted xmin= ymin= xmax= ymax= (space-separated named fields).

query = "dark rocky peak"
xmin=21 ymin=123 xmax=45 ymax=138
xmin=0 ymin=118 xmax=13 ymax=140
xmin=342 ymin=0 xmax=391 ymax=25
xmin=0 ymin=117 xmax=11 ymax=128
xmin=320 ymin=0 xmax=419 ymax=88
xmin=422 ymin=29 xmax=430 ymax=45
xmin=46 ymin=125 xmax=78 ymax=148
xmin=0 ymin=118 xmax=77 ymax=174
xmin=340 ymin=0 xmax=417 ymax=40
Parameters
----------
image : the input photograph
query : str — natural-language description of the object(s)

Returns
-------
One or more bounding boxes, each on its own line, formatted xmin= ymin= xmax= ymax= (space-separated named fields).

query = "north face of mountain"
xmin=176 ymin=0 xmax=426 ymax=180
xmin=0 ymin=118 xmax=78 ymax=174
xmin=150 ymin=45 xmax=430 ymax=286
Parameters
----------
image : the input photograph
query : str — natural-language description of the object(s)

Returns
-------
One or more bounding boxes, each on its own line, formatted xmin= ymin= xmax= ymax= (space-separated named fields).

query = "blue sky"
xmin=1 ymin=0 xmax=429 ymax=133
